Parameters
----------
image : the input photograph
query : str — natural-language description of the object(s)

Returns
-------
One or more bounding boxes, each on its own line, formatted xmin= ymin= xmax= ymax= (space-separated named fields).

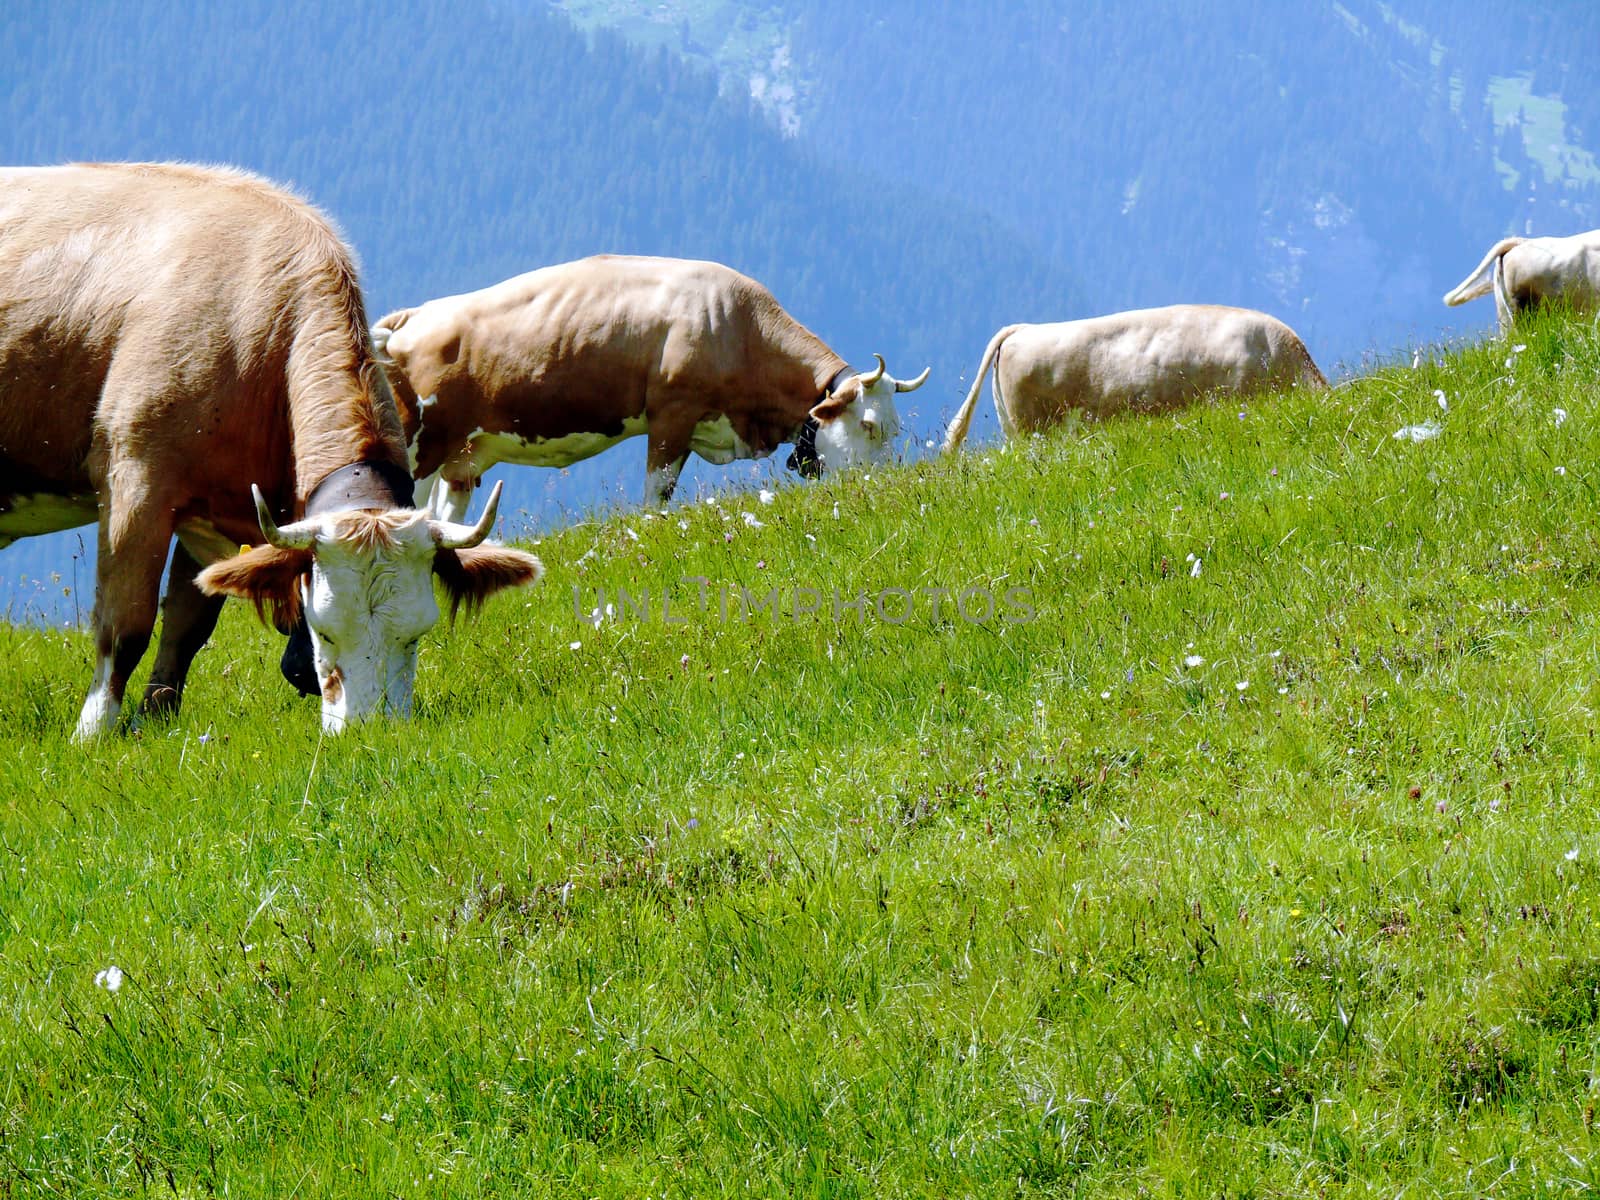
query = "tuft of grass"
xmin=5 ymin=309 xmax=1600 ymax=1194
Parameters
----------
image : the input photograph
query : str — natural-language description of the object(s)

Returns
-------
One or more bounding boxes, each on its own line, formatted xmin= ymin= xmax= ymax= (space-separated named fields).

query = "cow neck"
xmin=302 ymin=460 xmax=415 ymax=518
xmin=785 ymin=364 xmax=855 ymax=479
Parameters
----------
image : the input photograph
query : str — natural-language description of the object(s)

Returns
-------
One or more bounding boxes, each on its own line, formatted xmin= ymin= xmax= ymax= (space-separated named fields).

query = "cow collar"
xmin=786 ymin=364 xmax=855 ymax=479
xmin=302 ymin=460 xmax=415 ymax=517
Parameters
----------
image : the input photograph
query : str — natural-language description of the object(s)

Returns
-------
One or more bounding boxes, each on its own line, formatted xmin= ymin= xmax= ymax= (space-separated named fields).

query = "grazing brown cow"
xmin=0 ymin=162 xmax=542 ymax=739
xmin=370 ymin=255 xmax=931 ymax=514
xmin=943 ymin=304 xmax=1327 ymax=451
xmin=1443 ymin=230 xmax=1600 ymax=331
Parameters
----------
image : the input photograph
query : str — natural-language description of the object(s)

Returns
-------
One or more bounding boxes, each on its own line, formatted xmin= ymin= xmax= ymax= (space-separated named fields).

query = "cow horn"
xmin=369 ymin=322 xmax=395 ymax=365
xmin=858 ymin=354 xmax=887 ymax=387
xmin=895 ymin=366 xmax=932 ymax=393
xmin=432 ymin=479 xmax=503 ymax=550
xmin=251 ymin=484 xmax=317 ymax=550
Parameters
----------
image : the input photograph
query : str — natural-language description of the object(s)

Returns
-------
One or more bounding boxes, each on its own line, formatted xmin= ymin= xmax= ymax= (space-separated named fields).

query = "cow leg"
xmin=413 ymin=467 xmax=476 ymax=523
xmin=645 ymin=453 xmax=688 ymax=506
xmin=644 ymin=415 xmax=695 ymax=505
xmin=139 ymin=542 xmax=225 ymax=720
xmin=280 ymin=616 xmax=319 ymax=698
xmin=74 ymin=490 xmax=175 ymax=741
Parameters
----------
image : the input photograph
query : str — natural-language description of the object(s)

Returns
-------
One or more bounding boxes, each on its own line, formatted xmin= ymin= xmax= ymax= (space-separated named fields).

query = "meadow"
xmin=4 ymin=312 xmax=1600 ymax=1195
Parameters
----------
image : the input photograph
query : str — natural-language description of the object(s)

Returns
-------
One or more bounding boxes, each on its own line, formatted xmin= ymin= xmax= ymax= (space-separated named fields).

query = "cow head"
xmin=804 ymin=354 xmax=930 ymax=474
xmin=196 ymin=481 xmax=542 ymax=733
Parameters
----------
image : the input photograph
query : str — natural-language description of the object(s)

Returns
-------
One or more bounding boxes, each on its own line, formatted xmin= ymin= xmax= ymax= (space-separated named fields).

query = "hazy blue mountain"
xmin=551 ymin=0 xmax=1600 ymax=369
xmin=0 ymin=0 xmax=1081 ymax=617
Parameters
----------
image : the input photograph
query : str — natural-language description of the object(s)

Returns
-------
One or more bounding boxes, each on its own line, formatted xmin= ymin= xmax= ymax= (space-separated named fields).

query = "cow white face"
xmin=298 ymin=514 xmax=441 ymax=732
xmin=197 ymin=482 xmax=543 ymax=734
xmin=809 ymin=355 xmax=929 ymax=474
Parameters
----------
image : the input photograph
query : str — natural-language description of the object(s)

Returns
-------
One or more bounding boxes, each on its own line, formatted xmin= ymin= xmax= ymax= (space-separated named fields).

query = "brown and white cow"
xmin=942 ymin=304 xmax=1328 ymax=452
xmin=1442 ymin=230 xmax=1600 ymax=331
xmin=0 ymin=163 xmax=542 ymax=739
xmin=370 ymin=255 xmax=931 ymax=513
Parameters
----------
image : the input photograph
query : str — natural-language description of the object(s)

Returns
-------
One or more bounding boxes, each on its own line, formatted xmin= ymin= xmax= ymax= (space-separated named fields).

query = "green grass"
xmin=5 ymin=311 xmax=1600 ymax=1195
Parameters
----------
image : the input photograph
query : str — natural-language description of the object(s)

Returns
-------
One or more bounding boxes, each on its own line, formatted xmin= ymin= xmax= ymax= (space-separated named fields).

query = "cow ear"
xmin=195 ymin=544 xmax=310 ymax=627
xmin=433 ymin=545 xmax=543 ymax=620
xmin=809 ymin=393 xmax=853 ymax=423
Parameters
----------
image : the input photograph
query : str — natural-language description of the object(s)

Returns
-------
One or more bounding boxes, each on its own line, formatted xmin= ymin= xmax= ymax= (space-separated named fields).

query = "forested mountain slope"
xmin=553 ymin=0 xmax=1600 ymax=367
xmin=0 ymin=0 xmax=1081 ymax=604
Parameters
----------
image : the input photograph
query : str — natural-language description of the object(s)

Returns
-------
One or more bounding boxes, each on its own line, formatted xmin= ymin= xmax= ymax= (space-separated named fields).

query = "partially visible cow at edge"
xmin=1442 ymin=230 xmax=1600 ymax=331
xmin=942 ymin=304 xmax=1328 ymax=453
xmin=370 ymin=254 xmax=932 ymax=513
xmin=0 ymin=163 xmax=542 ymax=739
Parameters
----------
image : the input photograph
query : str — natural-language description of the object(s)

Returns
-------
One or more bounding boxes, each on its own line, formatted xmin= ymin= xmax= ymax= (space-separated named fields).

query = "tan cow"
xmin=370 ymin=255 xmax=931 ymax=514
xmin=1442 ymin=230 xmax=1600 ymax=330
xmin=942 ymin=304 xmax=1327 ymax=452
xmin=0 ymin=163 xmax=542 ymax=739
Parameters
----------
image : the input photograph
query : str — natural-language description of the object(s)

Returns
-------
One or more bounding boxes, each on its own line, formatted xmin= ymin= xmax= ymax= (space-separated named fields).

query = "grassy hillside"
xmin=4 ymin=312 xmax=1600 ymax=1194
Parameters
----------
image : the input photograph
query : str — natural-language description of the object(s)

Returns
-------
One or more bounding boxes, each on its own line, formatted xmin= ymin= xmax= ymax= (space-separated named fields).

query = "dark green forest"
xmin=0 ymin=0 xmax=1080 ymax=600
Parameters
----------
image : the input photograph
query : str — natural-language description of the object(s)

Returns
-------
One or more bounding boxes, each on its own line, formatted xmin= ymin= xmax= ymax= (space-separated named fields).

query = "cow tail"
xmin=370 ymin=306 xmax=416 ymax=363
xmin=942 ymin=325 xmax=1019 ymax=454
xmin=1491 ymin=252 xmax=1513 ymax=330
xmin=1442 ymin=237 xmax=1523 ymax=307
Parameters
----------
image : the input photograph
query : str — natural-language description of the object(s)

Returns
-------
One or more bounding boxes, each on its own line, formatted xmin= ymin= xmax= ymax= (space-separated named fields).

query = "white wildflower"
xmin=1433 ymin=389 xmax=1448 ymax=412
xmin=94 ymin=965 xmax=123 ymax=992
xmin=1554 ymin=408 xmax=1569 ymax=426
xmin=1566 ymin=846 xmax=1580 ymax=862
xmin=569 ymin=641 xmax=582 ymax=651
xmin=1235 ymin=680 xmax=1249 ymax=692
xmin=1392 ymin=421 xmax=1442 ymax=443
xmin=741 ymin=512 xmax=765 ymax=528
xmin=1556 ymin=466 xmax=1567 ymax=476
xmin=1100 ymin=691 xmax=1112 ymax=700
xmin=1184 ymin=654 xmax=1205 ymax=669
xmin=758 ymin=488 xmax=776 ymax=505
xmin=1190 ymin=558 xmax=1203 ymax=578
